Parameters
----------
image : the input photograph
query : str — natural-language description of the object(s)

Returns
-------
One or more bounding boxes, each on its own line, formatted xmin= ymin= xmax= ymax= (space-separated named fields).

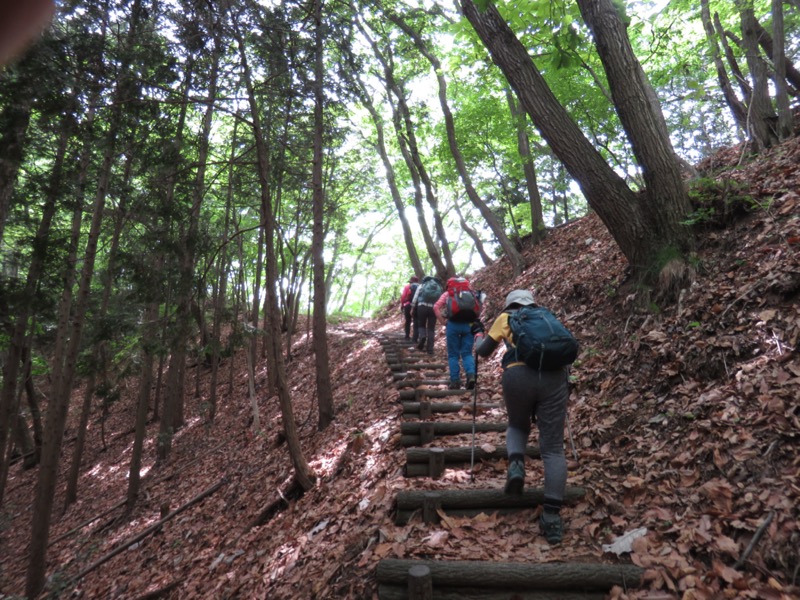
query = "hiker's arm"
xmin=433 ymin=292 xmax=447 ymax=322
xmin=476 ymin=314 xmax=509 ymax=357
xmin=475 ymin=334 xmax=498 ymax=357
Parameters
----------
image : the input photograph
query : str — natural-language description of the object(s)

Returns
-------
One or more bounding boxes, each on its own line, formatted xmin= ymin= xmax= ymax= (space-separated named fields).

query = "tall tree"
xmin=389 ymin=11 xmax=526 ymax=277
xmin=229 ymin=4 xmax=315 ymax=491
xmin=505 ymin=88 xmax=546 ymax=242
xmin=460 ymin=0 xmax=693 ymax=284
xmin=700 ymin=0 xmax=748 ymax=135
xmin=771 ymin=0 xmax=793 ymax=140
xmin=735 ymin=0 xmax=779 ymax=150
xmin=312 ymin=0 xmax=334 ymax=430
xmin=26 ymin=2 xmax=147 ymax=593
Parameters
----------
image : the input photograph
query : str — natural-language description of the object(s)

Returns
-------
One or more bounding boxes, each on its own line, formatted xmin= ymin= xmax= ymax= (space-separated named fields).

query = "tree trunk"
xmin=770 ymin=0 xmax=793 ymax=140
xmin=354 ymin=15 xmax=450 ymax=279
xmin=127 ymin=302 xmax=159 ymax=509
xmin=64 ymin=147 xmax=134 ymax=510
xmin=0 ymin=113 xmax=71 ymax=504
xmin=230 ymin=8 xmax=316 ymax=491
xmin=575 ymin=0 xmax=694 ymax=270
xmin=209 ymin=121 xmax=236 ymax=422
xmin=0 ymin=66 xmax=32 ymax=245
xmin=25 ymin=0 xmax=142 ymax=582
xmin=460 ymin=0 xmax=693 ymax=282
xmin=506 ymin=89 xmax=546 ymax=242
xmin=451 ymin=199 xmax=493 ymax=266
xmin=390 ymin=13 xmax=525 ymax=277
xmin=700 ymin=0 xmax=748 ymax=134
xmin=752 ymin=18 xmax=800 ymax=92
xmin=311 ymin=0 xmax=334 ymax=430
xmin=345 ymin=61 xmax=424 ymax=278
xmin=736 ymin=0 xmax=779 ymax=150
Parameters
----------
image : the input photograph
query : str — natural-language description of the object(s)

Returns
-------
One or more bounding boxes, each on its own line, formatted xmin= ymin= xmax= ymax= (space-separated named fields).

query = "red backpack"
xmin=444 ymin=277 xmax=481 ymax=322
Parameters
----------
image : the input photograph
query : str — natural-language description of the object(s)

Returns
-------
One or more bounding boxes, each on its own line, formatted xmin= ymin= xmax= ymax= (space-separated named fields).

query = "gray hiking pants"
xmin=502 ymin=365 xmax=569 ymax=502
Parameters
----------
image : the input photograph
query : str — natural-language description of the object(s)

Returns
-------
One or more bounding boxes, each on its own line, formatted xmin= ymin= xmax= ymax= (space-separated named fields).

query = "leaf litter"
xmin=0 ymin=138 xmax=798 ymax=599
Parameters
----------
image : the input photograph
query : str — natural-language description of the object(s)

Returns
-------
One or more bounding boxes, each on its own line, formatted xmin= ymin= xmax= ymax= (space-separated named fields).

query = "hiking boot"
xmin=504 ymin=459 xmax=525 ymax=495
xmin=447 ymin=380 xmax=461 ymax=390
xmin=466 ymin=374 xmax=476 ymax=389
xmin=539 ymin=512 xmax=563 ymax=544
xmin=417 ymin=338 xmax=426 ymax=351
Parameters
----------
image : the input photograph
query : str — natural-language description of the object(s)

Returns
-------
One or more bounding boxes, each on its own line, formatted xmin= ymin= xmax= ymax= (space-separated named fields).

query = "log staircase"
xmin=374 ymin=332 xmax=644 ymax=600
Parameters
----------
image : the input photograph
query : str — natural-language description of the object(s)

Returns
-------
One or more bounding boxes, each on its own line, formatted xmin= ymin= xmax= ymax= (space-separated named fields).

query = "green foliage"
xmin=612 ymin=0 xmax=632 ymax=27
xmin=683 ymin=177 xmax=758 ymax=228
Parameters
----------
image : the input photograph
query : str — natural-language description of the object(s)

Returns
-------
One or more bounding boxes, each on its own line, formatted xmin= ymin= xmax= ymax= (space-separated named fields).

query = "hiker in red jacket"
xmin=434 ymin=277 xmax=481 ymax=390
xmin=400 ymin=276 xmax=419 ymax=341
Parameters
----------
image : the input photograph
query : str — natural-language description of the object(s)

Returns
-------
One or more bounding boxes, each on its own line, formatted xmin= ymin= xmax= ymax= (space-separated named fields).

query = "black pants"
xmin=416 ymin=305 xmax=436 ymax=353
xmin=403 ymin=304 xmax=418 ymax=340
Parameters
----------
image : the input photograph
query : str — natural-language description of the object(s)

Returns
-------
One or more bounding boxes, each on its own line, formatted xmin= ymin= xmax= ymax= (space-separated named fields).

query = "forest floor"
xmin=1 ymin=136 xmax=799 ymax=600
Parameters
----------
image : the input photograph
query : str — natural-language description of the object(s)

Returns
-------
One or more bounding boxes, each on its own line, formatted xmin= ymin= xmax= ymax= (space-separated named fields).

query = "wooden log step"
xmin=395 ymin=506 xmax=531 ymax=526
xmin=401 ymin=422 xmax=506 ymax=435
xmin=378 ymin=583 xmax=606 ymax=599
xmin=394 ymin=487 xmax=586 ymax=525
xmin=396 ymin=379 xmax=454 ymax=388
xmin=401 ymin=402 xmax=501 ymax=415
xmin=398 ymin=389 xmax=471 ymax=400
xmin=376 ymin=560 xmax=644 ymax=595
xmin=390 ymin=363 xmax=446 ymax=371
xmin=396 ymin=487 xmax=585 ymax=511
xmin=406 ymin=446 xmax=539 ymax=464
xmin=393 ymin=372 xmax=445 ymax=381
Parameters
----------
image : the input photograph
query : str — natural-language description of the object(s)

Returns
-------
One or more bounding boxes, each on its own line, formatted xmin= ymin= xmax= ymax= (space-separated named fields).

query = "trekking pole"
xmin=565 ymin=412 xmax=578 ymax=462
xmin=470 ymin=352 xmax=478 ymax=483
xmin=565 ymin=367 xmax=578 ymax=462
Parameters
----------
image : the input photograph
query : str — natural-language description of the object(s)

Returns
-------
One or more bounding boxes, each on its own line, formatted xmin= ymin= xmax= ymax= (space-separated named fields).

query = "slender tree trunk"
xmin=312 ymin=0 xmax=334 ymax=430
xmin=506 ymin=89 xmax=546 ymax=242
xmin=23 ymin=343 xmax=43 ymax=462
xmin=354 ymin=15 xmax=449 ymax=279
xmin=0 ymin=113 xmax=71 ymax=504
xmin=25 ymin=0 xmax=140 ymax=581
xmin=391 ymin=13 xmax=525 ymax=276
xmin=157 ymin=50 xmax=202 ymax=460
xmin=452 ymin=199 xmax=493 ymax=266
xmin=345 ymin=62 xmax=423 ymax=277
xmin=230 ymin=9 xmax=315 ymax=490
xmin=127 ymin=301 xmax=158 ymax=509
xmin=0 ymin=69 xmax=32 ymax=245
xmin=700 ymin=0 xmax=748 ymax=134
xmin=771 ymin=0 xmax=793 ymax=139
xmin=719 ymin=18 xmax=752 ymax=102
xmin=735 ymin=0 xmax=779 ymax=150
xmin=209 ymin=121 xmax=236 ymax=422
xmin=64 ymin=148 xmax=133 ymax=510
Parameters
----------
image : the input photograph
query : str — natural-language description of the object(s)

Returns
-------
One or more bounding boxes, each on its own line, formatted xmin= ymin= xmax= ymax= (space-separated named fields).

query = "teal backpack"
xmin=508 ymin=306 xmax=578 ymax=370
xmin=418 ymin=278 xmax=442 ymax=303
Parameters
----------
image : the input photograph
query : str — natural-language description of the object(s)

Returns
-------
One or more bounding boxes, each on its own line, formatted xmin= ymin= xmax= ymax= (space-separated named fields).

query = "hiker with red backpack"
xmin=474 ymin=289 xmax=578 ymax=545
xmin=434 ymin=277 xmax=483 ymax=390
xmin=411 ymin=275 xmax=443 ymax=354
xmin=400 ymin=276 xmax=420 ymax=341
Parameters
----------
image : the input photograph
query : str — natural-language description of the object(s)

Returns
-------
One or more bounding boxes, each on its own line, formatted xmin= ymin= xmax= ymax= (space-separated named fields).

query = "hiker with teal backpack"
xmin=434 ymin=277 xmax=483 ymax=390
xmin=400 ymin=276 xmax=420 ymax=341
xmin=411 ymin=276 xmax=443 ymax=354
xmin=474 ymin=289 xmax=578 ymax=545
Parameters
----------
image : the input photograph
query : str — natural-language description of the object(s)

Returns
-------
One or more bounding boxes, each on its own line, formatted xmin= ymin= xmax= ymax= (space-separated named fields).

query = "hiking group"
xmin=399 ymin=277 xmax=578 ymax=544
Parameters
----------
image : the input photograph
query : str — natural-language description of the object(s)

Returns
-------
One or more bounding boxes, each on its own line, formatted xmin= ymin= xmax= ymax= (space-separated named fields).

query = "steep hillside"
xmin=1 ymin=136 xmax=798 ymax=599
